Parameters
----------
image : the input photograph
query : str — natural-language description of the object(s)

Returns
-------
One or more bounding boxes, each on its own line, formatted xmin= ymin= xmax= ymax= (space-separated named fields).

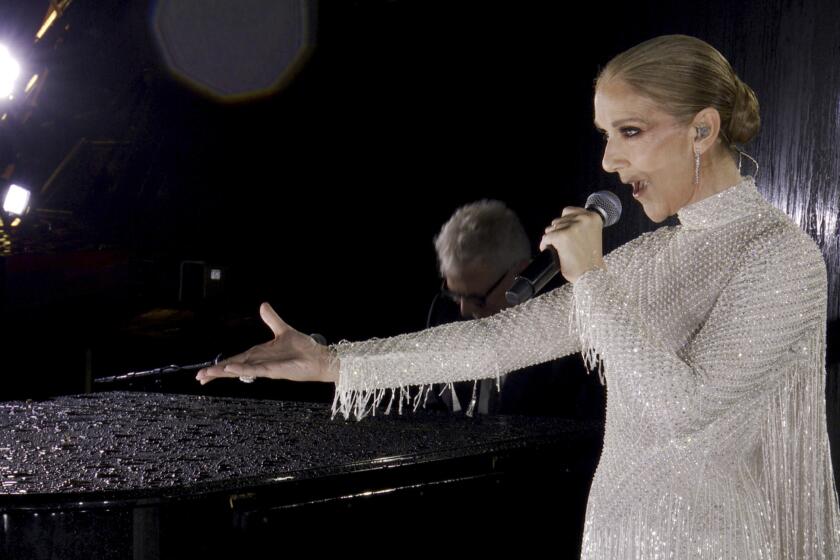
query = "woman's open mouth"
xmin=632 ymin=181 xmax=648 ymax=198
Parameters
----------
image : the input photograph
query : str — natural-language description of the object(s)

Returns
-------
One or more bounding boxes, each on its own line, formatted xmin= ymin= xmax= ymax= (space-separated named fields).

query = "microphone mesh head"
xmin=585 ymin=190 xmax=622 ymax=227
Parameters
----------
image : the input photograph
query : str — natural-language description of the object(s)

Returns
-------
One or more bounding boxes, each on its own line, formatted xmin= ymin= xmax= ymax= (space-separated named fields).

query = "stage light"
xmin=10 ymin=217 xmax=20 ymax=227
xmin=36 ymin=10 xmax=58 ymax=41
xmin=3 ymin=184 xmax=31 ymax=215
xmin=24 ymin=74 xmax=38 ymax=93
xmin=0 ymin=45 xmax=21 ymax=99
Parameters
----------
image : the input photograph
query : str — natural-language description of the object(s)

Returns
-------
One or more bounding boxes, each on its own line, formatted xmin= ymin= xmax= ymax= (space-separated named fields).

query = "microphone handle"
xmin=505 ymin=249 xmax=560 ymax=305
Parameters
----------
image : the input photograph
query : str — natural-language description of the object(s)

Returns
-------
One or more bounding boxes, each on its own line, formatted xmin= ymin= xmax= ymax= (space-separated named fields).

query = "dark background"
xmin=0 ymin=1 xmax=837 ymax=471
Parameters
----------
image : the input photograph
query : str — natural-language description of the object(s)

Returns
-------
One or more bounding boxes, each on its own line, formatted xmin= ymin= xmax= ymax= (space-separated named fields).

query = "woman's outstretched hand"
xmin=195 ymin=302 xmax=338 ymax=385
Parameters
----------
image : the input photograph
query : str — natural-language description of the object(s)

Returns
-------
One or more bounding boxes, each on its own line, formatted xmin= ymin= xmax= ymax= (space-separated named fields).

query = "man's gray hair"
xmin=434 ymin=199 xmax=531 ymax=278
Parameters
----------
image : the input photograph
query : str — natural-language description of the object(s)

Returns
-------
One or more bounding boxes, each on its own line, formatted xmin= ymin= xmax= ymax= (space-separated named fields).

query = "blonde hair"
xmin=596 ymin=35 xmax=760 ymax=153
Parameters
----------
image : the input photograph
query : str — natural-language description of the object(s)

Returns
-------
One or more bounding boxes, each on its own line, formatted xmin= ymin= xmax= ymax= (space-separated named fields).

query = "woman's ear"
xmin=691 ymin=107 xmax=722 ymax=154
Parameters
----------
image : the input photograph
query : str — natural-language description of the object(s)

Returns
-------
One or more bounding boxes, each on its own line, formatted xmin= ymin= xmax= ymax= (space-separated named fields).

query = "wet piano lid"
xmin=0 ymin=391 xmax=601 ymax=507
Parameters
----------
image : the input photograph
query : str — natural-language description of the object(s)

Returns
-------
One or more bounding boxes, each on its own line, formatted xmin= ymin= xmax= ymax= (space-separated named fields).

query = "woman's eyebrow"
xmin=594 ymin=118 xmax=650 ymax=131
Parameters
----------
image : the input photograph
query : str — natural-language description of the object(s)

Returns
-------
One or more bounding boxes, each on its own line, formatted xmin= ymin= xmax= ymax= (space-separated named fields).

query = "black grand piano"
xmin=0 ymin=391 xmax=601 ymax=559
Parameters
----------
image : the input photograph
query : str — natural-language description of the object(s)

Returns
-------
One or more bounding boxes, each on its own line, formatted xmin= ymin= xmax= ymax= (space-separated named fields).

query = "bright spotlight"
xmin=3 ymin=184 xmax=30 ymax=215
xmin=0 ymin=45 xmax=21 ymax=99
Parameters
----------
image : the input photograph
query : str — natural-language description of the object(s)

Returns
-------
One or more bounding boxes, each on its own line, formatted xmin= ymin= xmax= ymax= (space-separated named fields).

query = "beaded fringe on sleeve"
xmin=329 ymin=284 xmax=581 ymax=421
xmin=760 ymin=326 xmax=840 ymax=557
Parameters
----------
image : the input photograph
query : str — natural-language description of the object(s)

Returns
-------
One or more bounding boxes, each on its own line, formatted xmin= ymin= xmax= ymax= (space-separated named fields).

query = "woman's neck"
xmin=687 ymin=150 xmax=745 ymax=206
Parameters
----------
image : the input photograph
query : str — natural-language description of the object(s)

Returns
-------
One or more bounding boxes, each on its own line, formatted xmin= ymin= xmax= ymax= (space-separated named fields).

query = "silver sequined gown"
xmin=330 ymin=176 xmax=840 ymax=559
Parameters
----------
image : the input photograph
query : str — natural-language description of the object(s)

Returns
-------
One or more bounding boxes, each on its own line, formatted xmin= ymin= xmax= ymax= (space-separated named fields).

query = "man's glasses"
xmin=440 ymin=269 xmax=509 ymax=309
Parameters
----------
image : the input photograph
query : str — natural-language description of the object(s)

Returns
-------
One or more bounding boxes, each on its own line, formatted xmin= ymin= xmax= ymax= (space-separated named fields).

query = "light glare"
xmin=4 ymin=184 xmax=30 ymax=215
xmin=36 ymin=11 xmax=58 ymax=40
xmin=0 ymin=45 xmax=21 ymax=98
xmin=25 ymin=74 xmax=38 ymax=93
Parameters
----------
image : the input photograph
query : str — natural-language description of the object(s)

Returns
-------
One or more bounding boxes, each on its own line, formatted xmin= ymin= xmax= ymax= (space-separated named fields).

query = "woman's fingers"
xmin=222 ymin=361 xmax=308 ymax=381
xmin=195 ymin=349 xmax=253 ymax=384
xmin=196 ymin=303 xmax=323 ymax=386
xmin=539 ymin=235 xmax=554 ymax=253
xmin=195 ymin=364 xmax=235 ymax=384
xmin=259 ymin=302 xmax=289 ymax=337
xmin=547 ymin=220 xmax=572 ymax=231
xmin=540 ymin=207 xmax=605 ymax=283
xmin=221 ymin=362 xmax=272 ymax=378
xmin=195 ymin=336 xmax=299 ymax=385
xmin=202 ymin=358 xmax=315 ymax=383
xmin=548 ymin=207 xmax=588 ymax=230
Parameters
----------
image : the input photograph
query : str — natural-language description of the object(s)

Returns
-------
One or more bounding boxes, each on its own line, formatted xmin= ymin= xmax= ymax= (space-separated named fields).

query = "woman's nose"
xmin=601 ymin=138 xmax=626 ymax=174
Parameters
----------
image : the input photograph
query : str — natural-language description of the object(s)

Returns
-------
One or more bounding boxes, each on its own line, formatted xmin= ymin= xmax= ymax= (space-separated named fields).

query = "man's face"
xmin=443 ymin=261 xmax=515 ymax=319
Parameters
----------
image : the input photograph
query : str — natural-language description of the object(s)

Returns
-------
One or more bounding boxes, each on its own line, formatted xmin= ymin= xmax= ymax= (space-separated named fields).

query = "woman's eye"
xmin=600 ymin=128 xmax=640 ymax=142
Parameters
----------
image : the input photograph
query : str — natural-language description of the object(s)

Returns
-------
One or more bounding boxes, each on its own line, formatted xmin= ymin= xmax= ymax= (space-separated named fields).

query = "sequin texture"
xmin=330 ymin=176 xmax=840 ymax=558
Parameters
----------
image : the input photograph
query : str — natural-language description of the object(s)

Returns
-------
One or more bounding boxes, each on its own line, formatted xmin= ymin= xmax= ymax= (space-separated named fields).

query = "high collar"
xmin=676 ymin=176 xmax=763 ymax=230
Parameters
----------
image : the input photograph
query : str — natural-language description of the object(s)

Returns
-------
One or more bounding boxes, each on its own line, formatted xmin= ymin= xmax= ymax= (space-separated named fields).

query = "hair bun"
xmin=727 ymin=77 xmax=760 ymax=145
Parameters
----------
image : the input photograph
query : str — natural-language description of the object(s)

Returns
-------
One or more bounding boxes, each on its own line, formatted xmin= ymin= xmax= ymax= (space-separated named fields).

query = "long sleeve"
xmin=572 ymin=226 xmax=824 ymax=436
xmin=573 ymin=225 xmax=840 ymax=557
xmin=330 ymin=280 xmax=581 ymax=421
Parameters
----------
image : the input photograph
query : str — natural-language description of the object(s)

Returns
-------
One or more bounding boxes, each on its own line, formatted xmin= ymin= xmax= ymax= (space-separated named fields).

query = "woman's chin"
xmin=641 ymin=204 xmax=669 ymax=223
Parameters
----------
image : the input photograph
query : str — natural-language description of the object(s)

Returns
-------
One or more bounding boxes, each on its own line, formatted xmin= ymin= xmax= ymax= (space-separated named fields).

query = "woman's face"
xmin=594 ymin=79 xmax=698 ymax=223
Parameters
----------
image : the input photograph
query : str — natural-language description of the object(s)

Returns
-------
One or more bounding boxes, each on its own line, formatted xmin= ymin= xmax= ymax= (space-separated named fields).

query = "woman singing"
xmin=196 ymin=35 xmax=840 ymax=558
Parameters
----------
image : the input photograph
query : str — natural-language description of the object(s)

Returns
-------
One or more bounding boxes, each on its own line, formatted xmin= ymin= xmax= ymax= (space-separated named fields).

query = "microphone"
xmin=505 ymin=190 xmax=622 ymax=305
